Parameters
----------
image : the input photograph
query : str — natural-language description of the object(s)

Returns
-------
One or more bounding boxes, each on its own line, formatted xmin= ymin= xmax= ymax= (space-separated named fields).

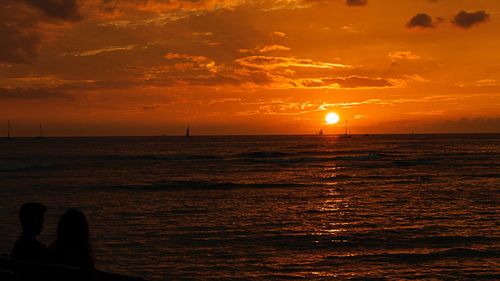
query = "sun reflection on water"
xmin=313 ymin=188 xmax=350 ymax=237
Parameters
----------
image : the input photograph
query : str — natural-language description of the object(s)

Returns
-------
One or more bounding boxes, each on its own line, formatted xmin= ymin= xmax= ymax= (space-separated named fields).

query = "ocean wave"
xmin=337 ymin=153 xmax=385 ymax=161
xmin=323 ymin=248 xmax=500 ymax=263
xmin=91 ymin=154 xmax=222 ymax=162
xmin=80 ymin=180 xmax=327 ymax=191
xmin=0 ymin=163 xmax=65 ymax=172
xmin=84 ymin=151 xmax=389 ymax=165
xmin=166 ymin=230 xmax=499 ymax=255
xmin=393 ymin=158 xmax=437 ymax=166
xmin=233 ymin=151 xmax=298 ymax=158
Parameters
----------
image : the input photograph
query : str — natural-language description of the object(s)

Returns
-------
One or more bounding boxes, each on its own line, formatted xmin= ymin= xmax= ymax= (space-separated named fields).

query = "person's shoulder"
xmin=20 ymin=235 xmax=47 ymax=249
xmin=11 ymin=235 xmax=49 ymax=261
xmin=11 ymin=236 xmax=30 ymax=253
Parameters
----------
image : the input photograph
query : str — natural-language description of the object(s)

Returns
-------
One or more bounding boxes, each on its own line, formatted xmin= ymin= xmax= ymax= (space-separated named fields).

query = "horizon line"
xmin=2 ymin=132 xmax=500 ymax=138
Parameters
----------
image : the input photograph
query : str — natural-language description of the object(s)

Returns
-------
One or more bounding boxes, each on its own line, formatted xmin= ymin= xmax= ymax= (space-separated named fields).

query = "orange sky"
xmin=1 ymin=0 xmax=499 ymax=136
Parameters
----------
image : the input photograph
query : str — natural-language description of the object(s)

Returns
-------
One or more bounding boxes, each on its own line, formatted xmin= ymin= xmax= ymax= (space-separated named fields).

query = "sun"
xmin=325 ymin=112 xmax=340 ymax=124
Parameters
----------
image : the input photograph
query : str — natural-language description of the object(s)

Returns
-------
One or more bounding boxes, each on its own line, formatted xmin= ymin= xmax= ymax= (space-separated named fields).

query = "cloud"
xmin=96 ymin=0 xmax=369 ymax=21
xmin=136 ymin=52 xmax=376 ymax=90
xmin=452 ymin=10 xmax=490 ymax=29
xmin=163 ymin=52 xmax=217 ymax=73
xmin=346 ymin=0 xmax=367 ymax=6
xmin=0 ymin=87 xmax=69 ymax=100
xmin=258 ymin=45 xmax=291 ymax=53
xmin=0 ymin=0 xmax=82 ymax=63
xmin=134 ymin=52 xmax=229 ymax=86
xmin=23 ymin=0 xmax=82 ymax=21
xmin=0 ymin=2 xmax=48 ymax=63
xmin=340 ymin=24 xmax=361 ymax=33
xmin=164 ymin=52 xmax=217 ymax=72
xmin=388 ymin=51 xmax=421 ymax=61
xmin=474 ymin=79 xmax=498 ymax=87
xmin=270 ymin=31 xmax=286 ymax=37
xmin=301 ymin=76 xmax=394 ymax=89
xmin=141 ymin=104 xmax=160 ymax=111
xmin=235 ymin=56 xmax=351 ymax=70
xmin=63 ymin=45 xmax=138 ymax=57
xmin=98 ymin=0 xmax=242 ymax=14
xmin=125 ymin=51 xmax=402 ymax=91
xmin=407 ymin=13 xmax=435 ymax=29
xmin=238 ymin=45 xmax=291 ymax=53
xmin=0 ymin=18 xmax=42 ymax=63
xmin=301 ymin=0 xmax=368 ymax=8
xmin=408 ymin=110 xmax=444 ymax=116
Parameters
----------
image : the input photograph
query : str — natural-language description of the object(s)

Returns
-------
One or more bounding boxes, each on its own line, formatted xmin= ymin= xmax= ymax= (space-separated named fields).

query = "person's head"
xmin=56 ymin=208 xmax=94 ymax=267
xmin=57 ymin=209 xmax=90 ymax=244
xmin=19 ymin=202 xmax=47 ymax=236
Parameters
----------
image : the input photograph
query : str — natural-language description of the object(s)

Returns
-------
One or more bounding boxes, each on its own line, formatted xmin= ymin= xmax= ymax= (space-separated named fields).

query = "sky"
xmin=1 ymin=0 xmax=499 ymax=136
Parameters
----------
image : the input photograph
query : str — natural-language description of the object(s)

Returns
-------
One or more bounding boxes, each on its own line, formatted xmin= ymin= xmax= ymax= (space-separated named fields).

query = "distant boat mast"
xmin=340 ymin=119 xmax=351 ymax=138
xmin=185 ymin=126 xmax=190 ymax=137
xmin=37 ymin=123 xmax=45 ymax=138
xmin=7 ymin=120 xmax=10 ymax=138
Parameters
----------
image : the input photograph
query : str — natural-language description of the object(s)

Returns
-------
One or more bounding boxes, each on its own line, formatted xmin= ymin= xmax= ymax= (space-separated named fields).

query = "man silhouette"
xmin=11 ymin=202 xmax=50 ymax=262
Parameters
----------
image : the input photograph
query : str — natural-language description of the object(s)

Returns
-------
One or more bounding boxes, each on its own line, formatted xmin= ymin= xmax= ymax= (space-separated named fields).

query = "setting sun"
xmin=325 ymin=112 xmax=340 ymax=124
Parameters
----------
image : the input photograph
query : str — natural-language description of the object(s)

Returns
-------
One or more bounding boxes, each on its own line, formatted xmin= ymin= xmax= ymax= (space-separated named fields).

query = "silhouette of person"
xmin=51 ymin=209 xmax=95 ymax=268
xmin=11 ymin=202 xmax=51 ymax=262
xmin=48 ymin=209 xmax=147 ymax=281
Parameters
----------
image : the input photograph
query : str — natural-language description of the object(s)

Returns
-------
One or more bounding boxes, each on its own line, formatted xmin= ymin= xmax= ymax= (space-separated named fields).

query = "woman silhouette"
xmin=52 ymin=209 xmax=95 ymax=268
xmin=51 ymin=209 xmax=146 ymax=280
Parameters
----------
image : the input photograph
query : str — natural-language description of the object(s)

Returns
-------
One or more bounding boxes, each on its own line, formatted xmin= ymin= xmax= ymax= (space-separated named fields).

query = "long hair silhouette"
xmin=54 ymin=209 xmax=95 ymax=268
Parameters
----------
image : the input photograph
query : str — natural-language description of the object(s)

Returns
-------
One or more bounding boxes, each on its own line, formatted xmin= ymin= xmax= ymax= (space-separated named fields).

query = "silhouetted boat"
xmin=318 ymin=128 xmax=324 ymax=136
xmin=1 ymin=120 xmax=12 ymax=141
xmin=339 ymin=120 xmax=351 ymax=138
xmin=35 ymin=123 xmax=46 ymax=139
xmin=185 ymin=126 xmax=190 ymax=137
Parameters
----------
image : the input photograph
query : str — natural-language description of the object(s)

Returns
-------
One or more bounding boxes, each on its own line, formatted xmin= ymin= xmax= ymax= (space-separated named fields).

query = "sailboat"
xmin=318 ymin=128 xmax=324 ymax=136
xmin=339 ymin=120 xmax=351 ymax=138
xmin=1 ymin=120 xmax=12 ymax=140
xmin=185 ymin=126 xmax=190 ymax=137
xmin=35 ymin=123 xmax=45 ymax=139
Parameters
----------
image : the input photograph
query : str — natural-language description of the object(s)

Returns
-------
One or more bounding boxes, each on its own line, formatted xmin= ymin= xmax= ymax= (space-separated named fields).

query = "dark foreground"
xmin=1 ymin=134 xmax=499 ymax=280
xmin=0 ymin=255 xmax=146 ymax=281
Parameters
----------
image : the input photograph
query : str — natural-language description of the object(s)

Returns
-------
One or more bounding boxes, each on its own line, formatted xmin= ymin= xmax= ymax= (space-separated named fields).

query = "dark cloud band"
xmin=24 ymin=0 xmax=82 ymax=21
xmin=0 ymin=0 xmax=82 ymax=63
xmin=453 ymin=10 xmax=490 ymax=29
xmin=407 ymin=13 xmax=435 ymax=29
xmin=0 ymin=87 xmax=69 ymax=100
xmin=346 ymin=0 xmax=368 ymax=6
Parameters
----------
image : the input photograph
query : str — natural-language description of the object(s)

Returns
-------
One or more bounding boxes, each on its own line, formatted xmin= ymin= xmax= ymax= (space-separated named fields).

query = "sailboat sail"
xmin=185 ymin=127 xmax=190 ymax=137
xmin=2 ymin=120 xmax=12 ymax=140
xmin=340 ymin=119 xmax=351 ymax=138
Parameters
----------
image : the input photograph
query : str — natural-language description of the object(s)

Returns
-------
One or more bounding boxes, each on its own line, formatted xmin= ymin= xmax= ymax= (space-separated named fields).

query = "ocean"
xmin=0 ymin=134 xmax=499 ymax=280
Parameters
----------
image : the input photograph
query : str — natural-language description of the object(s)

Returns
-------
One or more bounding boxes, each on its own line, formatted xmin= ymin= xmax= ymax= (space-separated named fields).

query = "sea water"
xmin=0 ymin=135 xmax=499 ymax=280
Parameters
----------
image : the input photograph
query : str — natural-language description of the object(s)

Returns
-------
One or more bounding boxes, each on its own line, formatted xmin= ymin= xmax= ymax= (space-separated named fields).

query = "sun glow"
xmin=325 ymin=112 xmax=340 ymax=124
